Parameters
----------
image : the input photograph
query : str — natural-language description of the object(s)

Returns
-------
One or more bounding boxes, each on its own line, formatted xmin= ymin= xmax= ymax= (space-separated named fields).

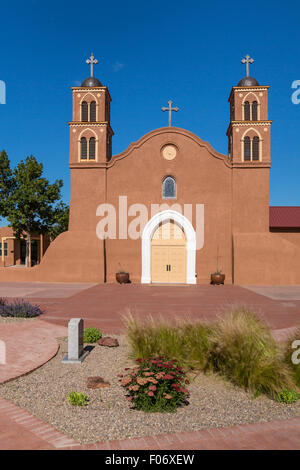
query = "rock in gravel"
xmin=86 ymin=376 xmax=110 ymax=389
xmin=98 ymin=337 xmax=119 ymax=347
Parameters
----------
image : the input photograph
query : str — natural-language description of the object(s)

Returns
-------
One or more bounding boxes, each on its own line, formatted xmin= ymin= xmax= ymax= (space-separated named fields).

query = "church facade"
xmin=1 ymin=55 xmax=300 ymax=285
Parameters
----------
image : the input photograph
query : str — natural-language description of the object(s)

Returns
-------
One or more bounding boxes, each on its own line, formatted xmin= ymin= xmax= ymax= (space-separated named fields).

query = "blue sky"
xmin=0 ymin=0 xmax=300 ymax=219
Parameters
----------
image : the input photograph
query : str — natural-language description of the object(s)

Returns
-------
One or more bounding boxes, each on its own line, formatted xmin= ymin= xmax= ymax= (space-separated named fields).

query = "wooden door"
xmin=150 ymin=220 xmax=186 ymax=283
xmin=168 ymin=245 xmax=186 ymax=283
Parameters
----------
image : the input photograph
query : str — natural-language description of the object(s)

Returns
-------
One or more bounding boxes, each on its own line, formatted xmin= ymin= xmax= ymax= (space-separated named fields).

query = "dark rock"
xmin=98 ymin=337 xmax=119 ymax=347
xmin=86 ymin=376 xmax=110 ymax=389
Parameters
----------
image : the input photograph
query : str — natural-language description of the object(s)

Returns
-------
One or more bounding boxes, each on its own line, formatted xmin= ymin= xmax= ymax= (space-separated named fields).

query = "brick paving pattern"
xmin=0 ymin=282 xmax=299 ymax=450
xmin=38 ymin=284 xmax=300 ymax=332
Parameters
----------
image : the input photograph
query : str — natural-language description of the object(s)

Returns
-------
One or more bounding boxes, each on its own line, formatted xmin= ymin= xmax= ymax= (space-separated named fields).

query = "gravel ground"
xmin=0 ymin=335 xmax=299 ymax=444
xmin=0 ymin=316 xmax=38 ymax=323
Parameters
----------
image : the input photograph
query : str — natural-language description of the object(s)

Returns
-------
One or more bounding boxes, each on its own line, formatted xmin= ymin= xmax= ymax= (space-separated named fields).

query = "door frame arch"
xmin=141 ymin=209 xmax=196 ymax=284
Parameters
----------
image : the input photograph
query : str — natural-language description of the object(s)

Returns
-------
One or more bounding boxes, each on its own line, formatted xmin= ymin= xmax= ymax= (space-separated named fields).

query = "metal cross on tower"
xmin=86 ymin=53 xmax=98 ymax=77
xmin=161 ymin=100 xmax=179 ymax=127
xmin=241 ymin=54 xmax=254 ymax=77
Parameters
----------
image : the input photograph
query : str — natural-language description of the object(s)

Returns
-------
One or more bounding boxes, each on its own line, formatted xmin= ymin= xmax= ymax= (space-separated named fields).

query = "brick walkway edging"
xmin=1 ymin=396 xmax=299 ymax=450
xmin=0 ymin=396 xmax=77 ymax=449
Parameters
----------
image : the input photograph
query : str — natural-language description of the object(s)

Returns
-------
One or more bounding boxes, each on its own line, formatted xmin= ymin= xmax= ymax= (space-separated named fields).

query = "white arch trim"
xmin=78 ymin=128 xmax=99 ymax=162
xmin=241 ymin=127 xmax=263 ymax=162
xmin=141 ymin=209 xmax=196 ymax=284
xmin=242 ymin=91 xmax=260 ymax=104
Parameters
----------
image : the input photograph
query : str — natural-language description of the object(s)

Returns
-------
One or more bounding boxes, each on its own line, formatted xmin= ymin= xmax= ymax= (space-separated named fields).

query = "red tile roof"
xmin=270 ymin=206 xmax=300 ymax=228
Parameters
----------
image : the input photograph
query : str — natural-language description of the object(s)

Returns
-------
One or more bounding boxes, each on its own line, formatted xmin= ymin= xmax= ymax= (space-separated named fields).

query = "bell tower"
xmin=227 ymin=55 xmax=272 ymax=233
xmin=69 ymin=53 xmax=113 ymax=165
xmin=68 ymin=54 xmax=113 ymax=232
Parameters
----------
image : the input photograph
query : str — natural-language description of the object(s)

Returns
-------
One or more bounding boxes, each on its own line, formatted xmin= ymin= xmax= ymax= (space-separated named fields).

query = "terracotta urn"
xmin=116 ymin=272 xmax=130 ymax=284
xmin=211 ymin=273 xmax=225 ymax=285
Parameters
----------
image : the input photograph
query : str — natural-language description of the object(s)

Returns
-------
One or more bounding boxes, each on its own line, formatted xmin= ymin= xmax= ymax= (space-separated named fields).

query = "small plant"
xmin=212 ymin=245 xmax=222 ymax=275
xmin=213 ymin=268 xmax=222 ymax=275
xmin=117 ymin=262 xmax=127 ymax=274
xmin=83 ymin=326 xmax=102 ymax=343
xmin=277 ymin=389 xmax=299 ymax=404
xmin=120 ymin=356 xmax=189 ymax=412
xmin=0 ymin=299 xmax=43 ymax=318
xmin=67 ymin=391 xmax=89 ymax=406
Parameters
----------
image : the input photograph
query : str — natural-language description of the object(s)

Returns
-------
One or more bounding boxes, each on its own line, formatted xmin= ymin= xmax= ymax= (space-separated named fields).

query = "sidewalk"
xmin=0 ymin=320 xmax=66 ymax=383
xmin=0 ymin=395 xmax=299 ymax=450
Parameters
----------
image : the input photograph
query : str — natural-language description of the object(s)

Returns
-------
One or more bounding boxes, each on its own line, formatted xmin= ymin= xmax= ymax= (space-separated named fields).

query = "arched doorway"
xmin=141 ymin=209 xmax=196 ymax=284
xmin=151 ymin=220 xmax=186 ymax=283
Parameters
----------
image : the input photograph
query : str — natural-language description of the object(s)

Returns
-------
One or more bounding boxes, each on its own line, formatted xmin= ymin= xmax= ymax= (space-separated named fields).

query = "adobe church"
xmin=1 ymin=54 xmax=300 ymax=285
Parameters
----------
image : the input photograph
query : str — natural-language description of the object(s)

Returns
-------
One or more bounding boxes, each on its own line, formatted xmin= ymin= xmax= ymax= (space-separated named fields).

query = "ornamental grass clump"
xmin=209 ymin=309 xmax=293 ymax=398
xmin=283 ymin=326 xmax=300 ymax=387
xmin=0 ymin=299 xmax=43 ymax=318
xmin=124 ymin=314 xmax=212 ymax=371
xmin=120 ymin=356 xmax=189 ymax=412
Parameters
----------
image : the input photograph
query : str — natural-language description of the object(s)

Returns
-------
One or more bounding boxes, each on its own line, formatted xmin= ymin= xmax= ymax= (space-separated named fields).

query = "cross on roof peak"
xmin=241 ymin=54 xmax=254 ymax=77
xmin=86 ymin=53 xmax=98 ymax=77
xmin=161 ymin=100 xmax=179 ymax=127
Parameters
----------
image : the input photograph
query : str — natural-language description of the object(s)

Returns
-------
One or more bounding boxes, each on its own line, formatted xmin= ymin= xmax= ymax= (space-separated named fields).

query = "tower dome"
xmin=237 ymin=76 xmax=259 ymax=87
xmin=81 ymin=76 xmax=102 ymax=87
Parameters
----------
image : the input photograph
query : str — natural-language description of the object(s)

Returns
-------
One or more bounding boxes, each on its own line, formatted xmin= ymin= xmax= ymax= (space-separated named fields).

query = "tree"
xmin=0 ymin=150 xmax=13 ymax=217
xmin=48 ymin=202 xmax=69 ymax=240
xmin=2 ymin=154 xmax=64 ymax=267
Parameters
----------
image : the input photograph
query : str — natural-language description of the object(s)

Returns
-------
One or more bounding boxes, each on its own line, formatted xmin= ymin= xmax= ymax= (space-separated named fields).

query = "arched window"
xmin=252 ymin=136 xmax=260 ymax=160
xmin=80 ymin=137 xmax=87 ymax=159
xmin=89 ymin=137 xmax=96 ymax=159
xmin=81 ymin=101 xmax=88 ymax=122
xmin=162 ymin=176 xmax=176 ymax=199
xmin=244 ymin=101 xmax=250 ymax=121
xmin=230 ymin=103 xmax=235 ymax=121
xmin=244 ymin=136 xmax=251 ymax=161
xmin=90 ymin=101 xmax=96 ymax=122
xmin=252 ymin=101 xmax=258 ymax=121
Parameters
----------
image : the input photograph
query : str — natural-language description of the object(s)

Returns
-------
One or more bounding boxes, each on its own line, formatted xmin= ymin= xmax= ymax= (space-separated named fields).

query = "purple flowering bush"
xmin=0 ymin=299 xmax=43 ymax=318
xmin=119 ymin=356 xmax=189 ymax=412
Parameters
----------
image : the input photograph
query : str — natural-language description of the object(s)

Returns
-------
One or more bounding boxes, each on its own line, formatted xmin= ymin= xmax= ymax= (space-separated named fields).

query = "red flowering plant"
xmin=119 ymin=356 xmax=190 ymax=412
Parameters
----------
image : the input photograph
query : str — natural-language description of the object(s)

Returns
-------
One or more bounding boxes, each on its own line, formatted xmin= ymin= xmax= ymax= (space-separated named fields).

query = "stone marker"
xmin=62 ymin=318 xmax=90 ymax=364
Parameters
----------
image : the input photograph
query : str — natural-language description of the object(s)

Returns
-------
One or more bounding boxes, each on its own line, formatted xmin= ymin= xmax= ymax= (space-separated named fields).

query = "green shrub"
xmin=277 ymin=389 xmax=299 ymax=404
xmin=283 ymin=327 xmax=300 ymax=387
xmin=120 ymin=356 xmax=189 ymax=412
xmin=67 ymin=391 xmax=89 ymax=406
xmin=0 ymin=297 xmax=7 ymax=306
xmin=124 ymin=314 xmax=212 ymax=371
xmin=83 ymin=326 xmax=102 ymax=343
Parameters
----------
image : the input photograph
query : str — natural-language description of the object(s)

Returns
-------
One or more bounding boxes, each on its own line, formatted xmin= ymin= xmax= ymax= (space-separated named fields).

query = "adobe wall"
xmin=270 ymin=230 xmax=300 ymax=249
xmin=0 ymin=231 xmax=105 ymax=283
xmin=232 ymin=168 xmax=270 ymax=233
xmin=69 ymin=167 xmax=107 ymax=232
xmin=233 ymin=232 xmax=300 ymax=285
xmin=105 ymin=128 xmax=233 ymax=284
